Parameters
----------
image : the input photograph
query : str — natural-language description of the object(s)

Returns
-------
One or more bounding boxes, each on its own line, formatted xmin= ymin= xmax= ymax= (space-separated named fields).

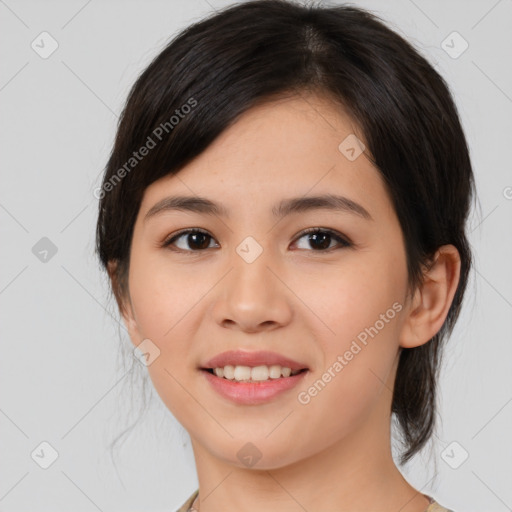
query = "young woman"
xmin=95 ymin=1 xmax=475 ymax=510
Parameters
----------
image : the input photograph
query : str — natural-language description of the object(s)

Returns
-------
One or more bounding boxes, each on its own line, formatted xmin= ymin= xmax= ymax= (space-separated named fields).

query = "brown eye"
xmin=163 ymin=229 xmax=218 ymax=251
xmin=292 ymin=228 xmax=351 ymax=251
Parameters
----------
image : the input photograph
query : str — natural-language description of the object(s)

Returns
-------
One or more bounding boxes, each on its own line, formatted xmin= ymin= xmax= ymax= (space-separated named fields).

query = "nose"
xmin=211 ymin=244 xmax=293 ymax=333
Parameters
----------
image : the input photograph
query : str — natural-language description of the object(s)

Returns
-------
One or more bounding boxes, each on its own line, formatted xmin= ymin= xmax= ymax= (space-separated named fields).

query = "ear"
xmin=107 ymin=260 xmax=142 ymax=345
xmin=398 ymin=245 xmax=461 ymax=349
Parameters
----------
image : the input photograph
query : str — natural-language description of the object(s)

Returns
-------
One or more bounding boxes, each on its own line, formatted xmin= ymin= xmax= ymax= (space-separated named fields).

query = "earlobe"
xmin=117 ymin=297 xmax=142 ymax=348
xmin=107 ymin=259 xmax=141 ymax=345
xmin=121 ymin=310 xmax=141 ymax=345
xmin=399 ymin=245 xmax=461 ymax=349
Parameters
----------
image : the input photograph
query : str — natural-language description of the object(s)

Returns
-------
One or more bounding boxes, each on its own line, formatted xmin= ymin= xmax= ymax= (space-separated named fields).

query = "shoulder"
xmin=175 ymin=489 xmax=199 ymax=512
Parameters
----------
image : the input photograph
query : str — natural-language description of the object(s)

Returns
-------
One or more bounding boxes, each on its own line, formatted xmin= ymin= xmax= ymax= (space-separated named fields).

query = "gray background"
xmin=1 ymin=0 xmax=511 ymax=511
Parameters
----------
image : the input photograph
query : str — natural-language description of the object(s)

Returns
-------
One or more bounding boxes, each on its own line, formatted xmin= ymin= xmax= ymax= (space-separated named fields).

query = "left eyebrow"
xmin=144 ymin=193 xmax=373 ymax=222
xmin=273 ymin=194 xmax=373 ymax=221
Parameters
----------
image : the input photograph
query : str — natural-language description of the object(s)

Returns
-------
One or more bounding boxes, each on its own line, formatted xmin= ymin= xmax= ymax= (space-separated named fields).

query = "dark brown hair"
xmin=96 ymin=0 xmax=475 ymax=464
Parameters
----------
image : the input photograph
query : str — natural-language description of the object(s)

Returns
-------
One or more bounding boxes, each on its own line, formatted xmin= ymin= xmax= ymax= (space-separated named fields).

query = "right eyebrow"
xmin=144 ymin=196 xmax=229 ymax=221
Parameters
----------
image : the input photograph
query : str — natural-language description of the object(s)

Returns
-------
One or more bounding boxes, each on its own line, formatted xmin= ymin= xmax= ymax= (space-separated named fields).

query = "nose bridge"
xmin=231 ymin=234 xmax=276 ymax=303
xmin=213 ymin=234 xmax=292 ymax=331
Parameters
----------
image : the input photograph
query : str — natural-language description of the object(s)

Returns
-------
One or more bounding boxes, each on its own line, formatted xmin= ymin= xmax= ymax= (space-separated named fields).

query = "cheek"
xmin=291 ymin=247 xmax=406 ymax=413
xmin=127 ymin=254 xmax=207 ymax=423
xmin=128 ymin=250 xmax=208 ymax=341
xmin=289 ymin=250 xmax=406 ymax=353
xmin=293 ymin=288 xmax=404 ymax=455
xmin=126 ymin=252 xmax=207 ymax=391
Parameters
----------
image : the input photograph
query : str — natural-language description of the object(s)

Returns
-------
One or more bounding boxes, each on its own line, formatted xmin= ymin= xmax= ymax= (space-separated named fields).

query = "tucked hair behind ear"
xmin=96 ymin=0 xmax=475 ymax=464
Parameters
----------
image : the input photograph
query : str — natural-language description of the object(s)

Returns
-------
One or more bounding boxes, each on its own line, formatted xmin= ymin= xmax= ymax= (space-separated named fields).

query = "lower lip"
xmin=201 ymin=369 xmax=309 ymax=405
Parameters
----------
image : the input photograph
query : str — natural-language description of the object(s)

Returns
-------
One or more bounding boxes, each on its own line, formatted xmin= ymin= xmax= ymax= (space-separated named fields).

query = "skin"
xmin=111 ymin=93 xmax=461 ymax=512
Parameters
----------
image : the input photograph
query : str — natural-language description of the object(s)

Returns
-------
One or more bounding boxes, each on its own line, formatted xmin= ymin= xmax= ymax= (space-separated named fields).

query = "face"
xmin=121 ymin=93 xmax=412 ymax=469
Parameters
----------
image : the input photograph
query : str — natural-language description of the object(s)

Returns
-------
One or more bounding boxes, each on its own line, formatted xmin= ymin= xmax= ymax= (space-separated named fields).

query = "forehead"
xmin=139 ymin=94 xmax=393 ymax=220
xmin=201 ymin=94 xmax=363 ymax=175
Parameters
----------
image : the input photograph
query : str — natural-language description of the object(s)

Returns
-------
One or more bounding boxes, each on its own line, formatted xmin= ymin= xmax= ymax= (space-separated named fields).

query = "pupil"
xmin=310 ymin=232 xmax=330 ymax=250
xmin=189 ymin=233 xmax=210 ymax=250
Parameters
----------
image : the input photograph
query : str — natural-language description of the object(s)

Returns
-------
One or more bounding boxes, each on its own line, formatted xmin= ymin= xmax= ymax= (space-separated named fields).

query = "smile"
xmin=201 ymin=366 xmax=309 ymax=405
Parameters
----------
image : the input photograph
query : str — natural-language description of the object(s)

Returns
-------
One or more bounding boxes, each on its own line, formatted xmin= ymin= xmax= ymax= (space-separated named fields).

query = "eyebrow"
xmin=144 ymin=193 xmax=373 ymax=222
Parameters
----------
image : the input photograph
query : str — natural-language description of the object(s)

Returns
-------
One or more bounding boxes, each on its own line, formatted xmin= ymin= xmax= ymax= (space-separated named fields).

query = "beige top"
xmin=175 ymin=489 xmax=454 ymax=511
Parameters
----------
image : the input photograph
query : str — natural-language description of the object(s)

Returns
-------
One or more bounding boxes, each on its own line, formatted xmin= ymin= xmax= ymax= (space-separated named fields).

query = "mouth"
xmin=199 ymin=350 xmax=310 ymax=405
xmin=200 ymin=366 xmax=309 ymax=405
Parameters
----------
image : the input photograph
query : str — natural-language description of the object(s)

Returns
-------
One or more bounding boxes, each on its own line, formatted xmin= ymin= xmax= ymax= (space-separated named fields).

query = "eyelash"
xmin=161 ymin=227 xmax=352 ymax=253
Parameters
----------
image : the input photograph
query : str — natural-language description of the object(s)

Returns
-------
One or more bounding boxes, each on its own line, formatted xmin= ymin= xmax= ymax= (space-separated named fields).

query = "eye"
xmin=161 ymin=227 xmax=351 ymax=253
xmin=291 ymin=228 xmax=351 ymax=251
xmin=162 ymin=228 xmax=219 ymax=252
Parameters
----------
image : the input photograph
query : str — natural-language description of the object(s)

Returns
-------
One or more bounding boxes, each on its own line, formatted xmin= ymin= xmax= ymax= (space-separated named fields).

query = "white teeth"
xmin=223 ymin=365 xmax=235 ymax=380
xmin=251 ymin=365 xmax=269 ymax=381
xmin=234 ymin=366 xmax=251 ymax=381
xmin=210 ymin=364 xmax=303 ymax=382
xmin=281 ymin=367 xmax=291 ymax=378
xmin=269 ymin=365 xmax=282 ymax=379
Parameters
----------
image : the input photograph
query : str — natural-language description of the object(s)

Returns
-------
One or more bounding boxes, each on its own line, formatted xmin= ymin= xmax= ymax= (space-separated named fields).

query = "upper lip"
xmin=201 ymin=350 xmax=309 ymax=371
